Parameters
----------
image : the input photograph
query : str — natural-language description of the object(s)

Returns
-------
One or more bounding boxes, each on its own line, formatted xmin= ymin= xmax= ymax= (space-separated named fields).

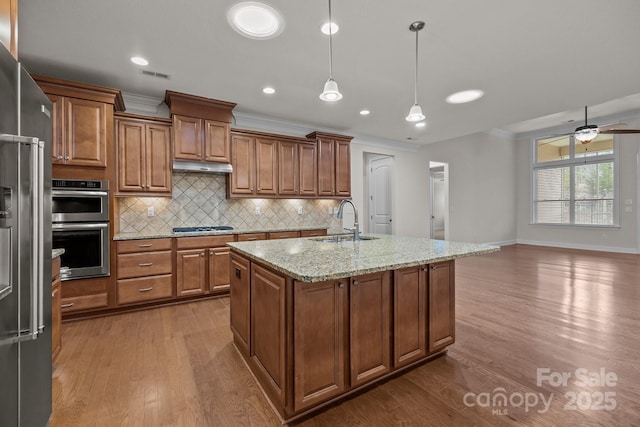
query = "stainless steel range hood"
xmin=172 ymin=160 xmax=233 ymax=174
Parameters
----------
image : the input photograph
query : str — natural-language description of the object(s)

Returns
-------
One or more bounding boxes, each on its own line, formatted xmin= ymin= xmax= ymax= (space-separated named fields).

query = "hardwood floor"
xmin=50 ymin=244 xmax=640 ymax=426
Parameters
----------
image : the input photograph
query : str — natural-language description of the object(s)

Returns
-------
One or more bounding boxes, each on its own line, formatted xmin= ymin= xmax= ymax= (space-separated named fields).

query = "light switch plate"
xmin=297 ymin=207 xmax=303 ymax=215
xmin=147 ymin=207 xmax=154 ymax=217
xmin=255 ymin=206 xmax=261 ymax=215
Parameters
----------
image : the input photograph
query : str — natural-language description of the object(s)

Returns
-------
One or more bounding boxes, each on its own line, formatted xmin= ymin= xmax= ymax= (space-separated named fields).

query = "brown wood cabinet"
xmin=298 ymin=143 xmax=317 ymax=196
xmin=268 ymin=231 xmax=299 ymax=240
xmin=230 ymin=134 xmax=255 ymax=195
xmin=428 ymin=260 xmax=455 ymax=353
xmin=176 ymin=249 xmax=206 ymax=297
xmin=293 ymin=279 xmax=347 ymax=411
xmin=208 ymin=247 xmax=231 ymax=293
xmin=278 ymin=141 xmax=299 ymax=195
xmin=393 ymin=265 xmax=427 ymax=368
xmin=236 ymin=233 xmax=267 ymax=242
xmin=299 ymin=229 xmax=328 ymax=238
xmin=116 ymin=115 xmax=172 ymax=196
xmin=175 ymin=235 xmax=234 ymax=297
xmin=230 ymin=252 xmax=251 ymax=356
xmin=165 ymin=91 xmax=236 ymax=165
xmin=0 ymin=0 xmax=18 ymax=58
xmin=51 ymin=256 xmax=61 ymax=361
xmin=307 ymin=132 xmax=352 ymax=198
xmin=349 ymin=271 xmax=392 ymax=387
xmin=255 ymin=138 xmax=278 ymax=195
xmin=116 ymin=238 xmax=173 ymax=306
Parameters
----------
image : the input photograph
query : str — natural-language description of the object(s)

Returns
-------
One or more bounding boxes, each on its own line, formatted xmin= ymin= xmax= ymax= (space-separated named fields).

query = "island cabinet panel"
xmin=250 ymin=264 xmax=287 ymax=404
xmin=230 ymin=253 xmax=251 ymax=355
xmin=176 ymin=249 xmax=206 ymax=297
xmin=393 ymin=266 xmax=427 ymax=368
xmin=293 ymin=280 xmax=348 ymax=411
xmin=428 ymin=260 xmax=455 ymax=353
xmin=349 ymin=271 xmax=392 ymax=387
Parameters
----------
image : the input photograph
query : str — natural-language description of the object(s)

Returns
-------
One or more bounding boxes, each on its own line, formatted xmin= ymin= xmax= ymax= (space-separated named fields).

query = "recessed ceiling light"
xmin=130 ymin=56 xmax=149 ymax=66
xmin=227 ymin=2 xmax=284 ymax=40
xmin=445 ymin=89 xmax=484 ymax=104
xmin=415 ymin=122 xmax=427 ymax=128
xmin=321 ymin=22 xmax=339 ymax=35
xmin=359 ymin=109 xmax=370 ymax=116
xmin=262 ymin=87 xmax=275 ymax=94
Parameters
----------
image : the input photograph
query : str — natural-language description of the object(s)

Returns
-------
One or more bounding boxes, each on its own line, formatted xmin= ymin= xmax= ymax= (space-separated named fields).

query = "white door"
xmin=369 ymin=156 xmax=392 ymax=234
xmin=430 ymin=164 xmax=447 ymax=239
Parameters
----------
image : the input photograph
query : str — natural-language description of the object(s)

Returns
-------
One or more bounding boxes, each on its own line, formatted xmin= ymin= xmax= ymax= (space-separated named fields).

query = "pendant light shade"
xmin=320 ymin=0 xmax=342 ymax=102
xmin=406 ymin=21 xmax=425 ymax=122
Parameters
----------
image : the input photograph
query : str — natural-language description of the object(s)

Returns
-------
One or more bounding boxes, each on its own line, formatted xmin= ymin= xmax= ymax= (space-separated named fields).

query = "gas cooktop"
xmin=172 ymin=226 xmax=234 ymax=233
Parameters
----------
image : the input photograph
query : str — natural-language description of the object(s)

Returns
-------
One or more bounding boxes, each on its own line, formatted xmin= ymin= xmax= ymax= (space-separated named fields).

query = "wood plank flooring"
xmin=50 ymin=244 xmax=640 ymax=426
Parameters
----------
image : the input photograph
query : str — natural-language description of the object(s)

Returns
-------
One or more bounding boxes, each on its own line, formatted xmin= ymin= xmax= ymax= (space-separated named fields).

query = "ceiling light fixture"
xmin=227 ymin=2 xmax=284 ymax=40
xmin=321 ymin=22 xmax=339 ymax=35
xmin=360 ymin=109 xmax=370 ymax=116
xmin=446 ymin=89 xmax=484 ymax=104
xmin=406 ymin=21 xmax=426 ymax=122
xmin=130 ymin=56 xmax=149 ymax=66
xmin=262 ymin=86 xmax=276 ymax=94
xmin=319 ymin=0 xmax=342 ymax=102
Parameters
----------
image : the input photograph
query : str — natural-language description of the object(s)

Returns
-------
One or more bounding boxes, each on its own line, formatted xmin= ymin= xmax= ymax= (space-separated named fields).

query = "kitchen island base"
xmin=229 ymin=252 xmax=457 ymax=422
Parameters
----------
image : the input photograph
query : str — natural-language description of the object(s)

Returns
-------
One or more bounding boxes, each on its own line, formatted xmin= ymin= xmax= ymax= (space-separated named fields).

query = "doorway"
xmin=429 ymin=161 xmax=449 ymax=239
xmin=368 ymin=155 xmax=393 ymax=234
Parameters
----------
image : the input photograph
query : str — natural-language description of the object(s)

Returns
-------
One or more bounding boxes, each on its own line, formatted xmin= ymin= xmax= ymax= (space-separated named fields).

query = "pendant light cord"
xmin=328 ymin=0 xmax=334 ymax=79
xmin=414 ymin=28 xmax=419 ymax=105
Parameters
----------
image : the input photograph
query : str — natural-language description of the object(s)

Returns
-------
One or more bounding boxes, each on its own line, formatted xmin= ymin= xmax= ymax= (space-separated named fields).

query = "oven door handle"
xmin=52 ymin=223 xmax=109 ymax=230
xmin=52 ymin=190 xmax=108 ymax=197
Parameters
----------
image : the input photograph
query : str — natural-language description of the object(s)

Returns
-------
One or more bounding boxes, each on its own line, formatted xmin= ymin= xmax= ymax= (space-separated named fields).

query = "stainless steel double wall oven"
xmin=52 ymin=179 xmax=110 ymax=280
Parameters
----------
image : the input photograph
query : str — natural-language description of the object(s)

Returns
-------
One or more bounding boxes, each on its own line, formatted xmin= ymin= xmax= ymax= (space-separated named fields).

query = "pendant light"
xmin=319 ymin=0 xmax=342 ymax=102
xmin=406 ymin=21 xmax=425 ymax=122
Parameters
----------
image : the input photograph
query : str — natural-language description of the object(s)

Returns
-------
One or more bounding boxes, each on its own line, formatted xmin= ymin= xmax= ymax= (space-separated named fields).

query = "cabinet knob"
xmin=353 ymin=280 xmax=359 ymax=285
xmin=200 ymin=253 xmax=204 ymax=257
xmin=56 ymin=155 xmax=63 ymax=160
xmin=64 ymin=156 xmax=70 ymax=160
xmin=338 ymin=283 xmax=344 ymax=288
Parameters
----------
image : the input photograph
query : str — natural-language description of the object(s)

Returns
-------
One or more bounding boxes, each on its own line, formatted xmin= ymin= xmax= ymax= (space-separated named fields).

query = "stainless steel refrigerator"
xmin=0 ymin=43 xmax=53 ymax=427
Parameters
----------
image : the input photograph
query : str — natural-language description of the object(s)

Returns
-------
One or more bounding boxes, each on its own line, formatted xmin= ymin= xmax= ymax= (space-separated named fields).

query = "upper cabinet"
xmin=115 ymin=114 xmax=172 ymax=196
xmin=0 ymin=0 xmax=18 ymax=59
xmin=307 ymin=132 xmax=352 ymax=198
xmin=33 ymin=75 xmax=124 ymax=170
xmin=164 ymin=91 xmax=236 ymax=165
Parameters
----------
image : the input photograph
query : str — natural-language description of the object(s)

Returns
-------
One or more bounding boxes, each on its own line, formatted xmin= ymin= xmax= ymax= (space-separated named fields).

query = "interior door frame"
xmin=365 ymin=153 xmax=393 ymax=234
xmin=429 ymin=161 xmax=449 ymax=240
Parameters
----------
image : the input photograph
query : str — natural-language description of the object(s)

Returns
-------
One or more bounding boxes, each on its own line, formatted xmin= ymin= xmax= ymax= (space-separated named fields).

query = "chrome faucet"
xmin=336 ymin=199 xmax=360 ymax=241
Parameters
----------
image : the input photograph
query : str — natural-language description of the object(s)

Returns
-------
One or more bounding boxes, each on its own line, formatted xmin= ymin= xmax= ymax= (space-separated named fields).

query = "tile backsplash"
xmin=117 ymin=173 xmax=342 ymax=234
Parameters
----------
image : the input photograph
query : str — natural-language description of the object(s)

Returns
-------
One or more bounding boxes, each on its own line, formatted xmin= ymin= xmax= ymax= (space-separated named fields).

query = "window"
xmin=532 ymin=134 xmax=617 ymax=226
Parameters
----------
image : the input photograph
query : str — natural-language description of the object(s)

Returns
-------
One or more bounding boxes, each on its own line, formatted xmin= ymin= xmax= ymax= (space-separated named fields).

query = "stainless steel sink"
xmin=310 ymin=235 xmax=379 ymax=243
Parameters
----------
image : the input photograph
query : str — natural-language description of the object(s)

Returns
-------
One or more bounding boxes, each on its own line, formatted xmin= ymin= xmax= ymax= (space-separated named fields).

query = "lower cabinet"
xmin=428 ymin=260 xmax=455 ymax=352
xmin=176 ymin=249 xmax=207 ymax=297
xmin=208 ymin=246 xmax=231 ymax=293
xmin=52 ymin=256 xmax=62 ymax=361
xmin=393 ymin=265 xmax=427 ymax=367
xmin=175 ymin=235 xmax=235 ymax=297
xmin=230 ymin=252 xmax=251 ymax=355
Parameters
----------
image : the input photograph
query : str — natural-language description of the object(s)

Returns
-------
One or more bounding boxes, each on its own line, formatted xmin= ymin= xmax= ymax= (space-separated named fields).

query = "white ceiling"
xmin=17 ymin=0 xmax=640 ymax=144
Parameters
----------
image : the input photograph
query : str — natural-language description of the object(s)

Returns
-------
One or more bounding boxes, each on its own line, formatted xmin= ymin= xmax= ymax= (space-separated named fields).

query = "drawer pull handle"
xmin=247 ymin=238 xmax=257 ymax=241
xmin=431 ymin=265 xmax=446 ymax=270
xmin=138 ymin=244 xmax=153 ymax=248
xmin=139 ymin=263 xmax=153 ymax=267
xmin=139 ymin=287 xmax=153 ymax=292
xmin=235 ymin=268 xmax=241 ymax=279
xmin=61 ymin=303 xmax=74 ymax=308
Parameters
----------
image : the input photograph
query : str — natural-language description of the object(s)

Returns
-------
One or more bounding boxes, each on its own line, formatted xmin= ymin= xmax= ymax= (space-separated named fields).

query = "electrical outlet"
xmin=625 ymin=199 xmax=633 ymax=205
xmin=328 ymin=207 xmax=333 ymax=215
xmin=625 ymin=206 xmax=633 ymax=213
xmin=147 ymin=207 xmax=154 ymax=217
xmin=297 ymin=207 xmax=303 ymax=215
xmin=255 ymin=206 xmax=261 ymax=215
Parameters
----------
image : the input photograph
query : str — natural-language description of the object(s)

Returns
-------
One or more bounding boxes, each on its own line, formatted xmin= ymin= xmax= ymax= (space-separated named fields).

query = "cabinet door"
xmin=230 ymin=135 xmax=255 ymax=195
xmin=393 ymin=266 xmax=426 ymax=368
xmin=208 ymin=246 xmax=230 ymax=293
xmin=255 ymin=138 xmax=278 ymax=195
xmin=204 ymin=120 xmax=230 ymax=163
xmin=117 ymin=120 xmax=146 ymax=192
xmin=146 ymin=124 xmax=172 ymax=193
xmin=51 ymin=278 xmax=62 ymax=360
xmin=277 ymin=141 xmax=298 ymax=195
xmin=350 ymin=271 xmax=392 ymax=387
xmin=428 ymin=260 xmax=455 ymax=353
xmin=230 ymin=253 xmax=251 ymax=355
xmin=48 ymin=94 xmax=64 ymax=164
xmin=173 ymin=114 xmax=202 ymax=161
xmin=335 ymin=139 xmax=351 ymax=197
xmin=64 ymin=97 xmax=108 ymax=167
xmin=299 ymin=143 xmax=317 ymax=196
xmin=317 ymin=137 xmax=335 ymax=196
xmin=294 ymin=279 xmax=347 ymax=411
xmin=176 ymin=249 xmax=206 ymax=297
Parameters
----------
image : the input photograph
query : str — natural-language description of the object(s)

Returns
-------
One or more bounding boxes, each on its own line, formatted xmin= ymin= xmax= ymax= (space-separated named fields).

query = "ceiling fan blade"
xmin=599 ymin=129 xmax=640 ymax=134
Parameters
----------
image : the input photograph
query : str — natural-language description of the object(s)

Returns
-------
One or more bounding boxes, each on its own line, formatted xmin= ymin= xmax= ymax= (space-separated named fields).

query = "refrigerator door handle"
xmin=27 ymin=138 xmax=44 ymax=339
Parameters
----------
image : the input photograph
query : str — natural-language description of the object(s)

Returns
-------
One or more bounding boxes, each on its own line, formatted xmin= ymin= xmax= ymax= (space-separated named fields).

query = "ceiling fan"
xmin=561 ymin=106 xmax=640 ymax=144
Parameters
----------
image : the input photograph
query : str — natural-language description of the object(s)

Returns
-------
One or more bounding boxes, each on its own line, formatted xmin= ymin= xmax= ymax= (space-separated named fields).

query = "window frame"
xmin=530 ymin=134 xmax=620 ymax=227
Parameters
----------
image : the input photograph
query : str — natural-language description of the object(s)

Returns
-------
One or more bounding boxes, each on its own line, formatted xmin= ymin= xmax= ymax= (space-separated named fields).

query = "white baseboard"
xmin=485 ymin=239 xmax=517 ymax=247
xmin=516 ymin=239 xmax=639 ymax=254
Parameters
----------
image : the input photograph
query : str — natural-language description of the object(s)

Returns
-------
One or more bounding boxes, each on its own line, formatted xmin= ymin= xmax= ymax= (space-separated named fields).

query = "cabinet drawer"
xmin=268 ymin=231 xmax=299 ymax=240
xmin=117 ymin=238 xmax=172 ymax=254
xmin=117 ymin=274 xmax=173 ymax=305
xmin=61 ymin=293 xmax=108 ymax=313
xmin=176 ymin=235 xmax=234 ymax=250
xmin=236 ymin=233 xmax=267 ymax=242
xmin=117 ymin=251 xmax=172 ymax=279
xmin=300 ymin=229 xmax=328 ymax=238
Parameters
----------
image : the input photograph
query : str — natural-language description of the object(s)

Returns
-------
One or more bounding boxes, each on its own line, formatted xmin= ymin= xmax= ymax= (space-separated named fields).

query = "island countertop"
xmin=227 ymin=234 xmax=499 ymax=282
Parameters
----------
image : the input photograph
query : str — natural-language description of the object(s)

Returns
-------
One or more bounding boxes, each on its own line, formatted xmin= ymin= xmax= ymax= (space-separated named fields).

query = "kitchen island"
xmin=227 ymin=234 xmax=498 ymax=422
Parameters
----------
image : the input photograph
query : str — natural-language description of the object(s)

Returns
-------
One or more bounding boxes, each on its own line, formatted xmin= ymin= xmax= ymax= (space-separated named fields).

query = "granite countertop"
xmin=113 ymin=225 xmax=330 ymax=241
xmin=52 ymin=248 xmax=65 ymax=259
xmin=228 ymin=234 xmax=500 ymax=282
